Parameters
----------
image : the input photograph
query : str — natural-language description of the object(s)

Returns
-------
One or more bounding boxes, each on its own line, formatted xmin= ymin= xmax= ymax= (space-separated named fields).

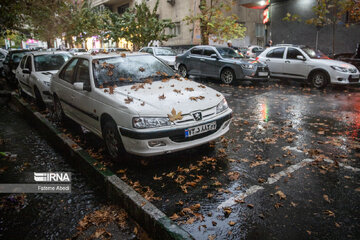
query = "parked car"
xmin=175 ymin=45 xmax=270 ymax=84
xmin=246 ymin=45 xmax=263 ymax=58
xmin=333 ymin=44 xmax=360 ymax=71
xmin=108 ymin=48 xmax=129 ymax=52
xmin=3 ymin=49 xmax=31 ymax=86
xmin=139 ymin=47 xmax=177 ymax=69
xmin=0 ymin=49 xmax=8 ymax=77
xmin=257 ymin=44 xmax=360 ymax=89
xmin=88 ymin=48 xmax=107 ymax=54
xmin=50 ymin=52 xmax=232 ymax=159
xmin=16 ymin=51 xmax=71 ymax=108
xmin=68 ymin=48 xmax=88 ymax=56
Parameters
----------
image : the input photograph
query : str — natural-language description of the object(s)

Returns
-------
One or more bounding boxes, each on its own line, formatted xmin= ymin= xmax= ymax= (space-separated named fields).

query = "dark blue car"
xmin=175 ymin=45 xmax=269 ymax=84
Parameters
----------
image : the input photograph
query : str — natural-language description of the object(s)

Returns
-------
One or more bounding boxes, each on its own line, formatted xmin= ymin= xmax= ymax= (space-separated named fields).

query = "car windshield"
xmin=216 ymin=47 xmax=243 ymax=59
xmin=12 ymin=52 xmax=27 ymax=63
xmin=34 ymin=53 xmax=71 ymax=71
xmin=301 ymin=47 xmax=329 ymax=59
xmin=154 ymin=48 xmax=176 ymax=56
xmin=93 ymin=55 xmax=175 ymax=88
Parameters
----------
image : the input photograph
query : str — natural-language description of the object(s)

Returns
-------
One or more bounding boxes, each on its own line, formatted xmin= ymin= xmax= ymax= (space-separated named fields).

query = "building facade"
xmin=267 ymin=0 xmax=360 ymax=55
xmin=92 ymin=0 xmax=265 ymax=48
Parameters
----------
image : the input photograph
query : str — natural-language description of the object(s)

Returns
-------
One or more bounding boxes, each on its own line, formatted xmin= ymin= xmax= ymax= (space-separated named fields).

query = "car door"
xmin=187 ymin=47 xmax=203 ymax=75
xmin=200 ymin=48 xmax=221 ymax=77
xmin=22 ymin=56 xmax=33 ymax=95
xmin=56 ymin=58 xmax=79 ymax=119
xmin=16 ymin=56 xmax=27 ymax=88
xmin=283 ymin=47 xmax=309 ymax=79
xmin=263 ymin=47 xmax=286 ymax=77
xmin=70 ymin=59 xmax=99 ymax=131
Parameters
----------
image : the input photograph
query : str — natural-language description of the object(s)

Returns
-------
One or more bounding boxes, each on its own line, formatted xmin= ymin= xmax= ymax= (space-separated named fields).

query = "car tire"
xmin=34 ymin=87 xmax=46 ymax=110
xmin=310 ymin=71 xmax=328 ymax=89
xmin=178 ymin=64 xmax=188 ymax=78
xmin=103 ymin=119 xmax=125 ymax=161
xmin=220 ymin=68 xmax=235 ymax=84
xmin=53 ymin=95 xmax=65 ymax=123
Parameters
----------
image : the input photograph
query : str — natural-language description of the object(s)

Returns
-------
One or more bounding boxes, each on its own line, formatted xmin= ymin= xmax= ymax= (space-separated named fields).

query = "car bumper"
xmin=330 ymin=72 xmax=360 ymax=84
xmin=118 ymin=111 xmax=232 ymax=156
xmin=240 ymin=66 xmax=270 ymax=81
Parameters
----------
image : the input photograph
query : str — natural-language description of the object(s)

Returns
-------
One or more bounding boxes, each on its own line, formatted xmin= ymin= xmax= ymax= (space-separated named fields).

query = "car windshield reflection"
xmin=34 ymin=54 xmax=71 ymax=71
xmin=301 ymin=47 xmax=329 ymax=59
xmin=216 ymin=47 xmax=243 ymax=59
xmin=93 ymin=55 xmax=175 ymax=88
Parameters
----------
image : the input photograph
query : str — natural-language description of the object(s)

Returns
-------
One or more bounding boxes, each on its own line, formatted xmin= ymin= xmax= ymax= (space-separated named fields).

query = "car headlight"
xmin=133 ymin=117 xmax=172 ymax=129
xmin=216 ymin=98 xmax=229 ymax=114
xmin=331 ymin=66 xmax=348 ymax=72
xmin=241 ymin=64 xmax=254 ymax=69
xmin=43 ymin=81 xmax=51 ymax=87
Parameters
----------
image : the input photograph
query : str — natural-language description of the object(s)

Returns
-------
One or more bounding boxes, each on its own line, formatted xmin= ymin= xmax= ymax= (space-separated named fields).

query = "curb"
xmin=9 ymin=93 xmax=194 ymax=240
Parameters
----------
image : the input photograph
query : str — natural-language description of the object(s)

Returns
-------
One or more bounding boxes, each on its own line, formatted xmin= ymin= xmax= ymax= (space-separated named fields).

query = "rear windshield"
xmin=93 ymin=55 xmax=174 ymax=88
xmin=12 ymin=52 xmax=28 ymax=63
xmin=34 ymin=53 xmax=71 ymax=71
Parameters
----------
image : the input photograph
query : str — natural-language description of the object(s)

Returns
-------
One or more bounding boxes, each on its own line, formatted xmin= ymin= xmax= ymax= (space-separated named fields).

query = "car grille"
xmin=175 ymin=106 xmax=216 ymax=125
xmin=349 ymin=75 xmax=360 ymax=82
xmin=169 ymin=114 xmax=231 ymax=143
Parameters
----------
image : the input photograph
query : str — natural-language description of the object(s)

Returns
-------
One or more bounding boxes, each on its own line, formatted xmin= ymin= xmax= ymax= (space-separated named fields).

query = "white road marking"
xmin=217 ymin=146 xmax=359 ymax=210
xmin=217 ymin=185 xmax=264 ymax=209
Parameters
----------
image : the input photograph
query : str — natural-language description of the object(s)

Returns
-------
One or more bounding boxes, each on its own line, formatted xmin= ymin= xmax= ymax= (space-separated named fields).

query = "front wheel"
xmin=178 ymin=65 xmax=188 ymax=78
xmin=310 ymin=71 xmax=328 ymax=89
xmin=34 ymin=87 xmax=45 ymax=110
xmin=103 ymin=120 xmax=125 ymax=161
xmin=220 ymin=68 xmax=235 ymax=84
xmin=53 ymin=96 xmax=65 ymax=123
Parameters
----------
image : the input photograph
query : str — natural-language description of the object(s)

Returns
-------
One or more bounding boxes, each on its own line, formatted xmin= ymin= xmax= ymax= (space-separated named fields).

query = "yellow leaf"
xmin=168 ymin=108 xmax=183 ymax=122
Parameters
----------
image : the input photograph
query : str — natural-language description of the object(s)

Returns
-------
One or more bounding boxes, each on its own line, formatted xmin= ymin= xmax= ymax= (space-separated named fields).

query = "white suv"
xmin=257 ymin=44 xmax=359 ymax=88
xmin=50 ymin=52 xmax=232 ymax=159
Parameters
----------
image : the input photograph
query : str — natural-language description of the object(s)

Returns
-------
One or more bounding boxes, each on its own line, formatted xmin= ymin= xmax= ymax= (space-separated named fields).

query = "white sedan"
xmin=139 ymin=47 xmax=177 ymax=69
xmin=50 ymin=52 xmax=232 ymax=158
xmin=257 ymin=44 xmax=360 ymax=89
xmin=16 ymin=51 xmax=71 ymax=108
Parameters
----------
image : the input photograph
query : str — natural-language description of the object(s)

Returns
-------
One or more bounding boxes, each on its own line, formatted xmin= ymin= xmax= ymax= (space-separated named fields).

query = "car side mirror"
xmin=210 ymin=54 xmax=218 ymax=59
xmin=23 ymin=69 xmax=31 ymax=74
xmin=297 ymin=55 xmax=306 ymax=61
xmin=73 ymin=82 xmax=84 ymax=91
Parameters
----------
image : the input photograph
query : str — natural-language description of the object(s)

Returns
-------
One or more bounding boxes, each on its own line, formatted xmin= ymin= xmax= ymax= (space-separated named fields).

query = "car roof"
xmin=75 ymin=51 xmax=148 ymax=60
xmin=26 ymin=51 xmax=70 ymax=56
xmin=9 ymin=49 xmax=32 ymax=53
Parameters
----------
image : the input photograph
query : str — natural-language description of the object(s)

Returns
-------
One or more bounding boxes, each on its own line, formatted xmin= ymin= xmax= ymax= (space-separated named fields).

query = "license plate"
xmin=258 ymin=72 xmax=268 ymax=76
xmin=352 ymin=74 xmax=359 ymax=79
xmin=185 ymin=122 xmax=217 ymax=138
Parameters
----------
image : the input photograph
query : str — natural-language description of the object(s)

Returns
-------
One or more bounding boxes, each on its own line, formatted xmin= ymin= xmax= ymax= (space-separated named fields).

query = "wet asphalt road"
xmin=4 ymin=77 xmax=360 ymax=239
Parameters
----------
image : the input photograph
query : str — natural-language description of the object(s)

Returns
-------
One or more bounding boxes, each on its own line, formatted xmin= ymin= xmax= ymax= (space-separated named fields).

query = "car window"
xmin=216 ymin=47 xmax=243 ymax=59
xmin=190 ymin=48 xmax=202 ymax=55
xmin=0 ymin=52 xmax=4 ymax=59
xmin=139 ymin=48 xmax=146 ymax=52
xmin=266 ymin=47 xmax=285 ymax=58
xmin=74 ymin=59 xmax=90 ymax=86
xmin=287 ymin=48 xmax=304 ymax=60
xmin=34 ymin=53 xmax=71 ymax=71
xmin=147 ymin=48 xmax=154 ymax=54
xmin=25 ymin=56 xmax=32 ymax=70
xmin=154 ymin=48 xmax=176 ymax=56
xmin=12 ymin=52 xmax=28 ymax=64
xmin=59 ymin=58 xmax=79 ymax=83
xmin=4 ymin=54 xmax=10 ymax=64
xmin=20 ymin=56 xmax=27 ymax=69
xmin=93 ymin=55 xmax=174 ymax=88
xmin=252 ymin=48 xmax=258 ymax=53
xmin=203 ymin=48 xmax=216 ymax=56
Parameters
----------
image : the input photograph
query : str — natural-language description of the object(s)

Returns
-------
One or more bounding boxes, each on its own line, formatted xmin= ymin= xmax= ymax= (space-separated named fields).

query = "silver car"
xmin=175 ymin=46 xmax=269 ymax=84
xmin=139 ymin=47 xmax=177 ymax=69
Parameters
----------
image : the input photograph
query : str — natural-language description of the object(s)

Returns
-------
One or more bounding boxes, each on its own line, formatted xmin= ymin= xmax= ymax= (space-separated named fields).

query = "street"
xmin=19 ymin=77 xmax=358 ymax=239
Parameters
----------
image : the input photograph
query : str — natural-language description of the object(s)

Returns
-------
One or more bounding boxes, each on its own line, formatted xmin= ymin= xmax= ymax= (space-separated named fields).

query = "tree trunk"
xmin=47 ymin=39 xmax=54 ymax=48
xmin=199 ymin=0 xmax=209 ymax=45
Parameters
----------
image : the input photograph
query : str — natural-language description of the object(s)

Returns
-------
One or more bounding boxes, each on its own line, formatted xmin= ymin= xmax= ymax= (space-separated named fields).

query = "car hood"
xmin=156 ymin=56 xmax=176 ymax=64
xmin=311 ymin=59 xmax=357 ymax=69
xmin=100 ymin=78 xmax=224 ymax=117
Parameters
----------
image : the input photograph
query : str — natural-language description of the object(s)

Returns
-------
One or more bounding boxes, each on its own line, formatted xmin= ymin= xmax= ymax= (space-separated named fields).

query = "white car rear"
xmin=257 ymin=44 xmax=359 ymax=88
xmin=50 ymin=52 xmax=232 ymax=158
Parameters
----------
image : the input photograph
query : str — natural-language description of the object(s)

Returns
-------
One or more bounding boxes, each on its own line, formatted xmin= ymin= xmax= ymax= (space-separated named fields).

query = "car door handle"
xmin=285 ymin=60 xmax=290 ymax=63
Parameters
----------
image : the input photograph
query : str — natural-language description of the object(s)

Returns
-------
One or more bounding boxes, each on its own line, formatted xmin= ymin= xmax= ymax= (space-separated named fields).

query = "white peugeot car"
xmin=16 ymin=51 xmax=71 ymax=108
xmin=257 ymin=44 xmax=360 ymax=89
xmin=50 ymin=52 xmax=232 ymax=159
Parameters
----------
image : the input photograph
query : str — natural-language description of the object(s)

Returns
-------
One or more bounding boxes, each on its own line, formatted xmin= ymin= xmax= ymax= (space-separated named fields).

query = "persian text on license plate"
xmin=258 ymin=72 xmax=268 ymax=76
xmin=185 ymin=122 xmax=217 ymax=138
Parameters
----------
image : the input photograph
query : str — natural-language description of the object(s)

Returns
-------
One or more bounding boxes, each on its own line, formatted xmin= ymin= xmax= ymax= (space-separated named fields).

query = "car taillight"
xmin=255 ymin=57 xmax=259 ymax=61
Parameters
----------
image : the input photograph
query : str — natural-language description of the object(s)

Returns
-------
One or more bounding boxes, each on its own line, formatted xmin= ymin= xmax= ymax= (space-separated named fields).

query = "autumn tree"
xmin=184 ymin=0 xmax=246 ymax=45
xmin=106 ymin=0 xmax=175 ymax=50
xmin=283 ymin=0 xmax=360 ymax=54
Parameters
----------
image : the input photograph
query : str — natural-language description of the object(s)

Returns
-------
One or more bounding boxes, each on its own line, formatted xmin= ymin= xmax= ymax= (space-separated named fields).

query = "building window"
xmin=117 ymin=3 xmax=129 ymax=15
xmin=171 ymin=22 xmax=181 ymax=36
xmin=255 ymin=23 xmax=264 ymax=38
